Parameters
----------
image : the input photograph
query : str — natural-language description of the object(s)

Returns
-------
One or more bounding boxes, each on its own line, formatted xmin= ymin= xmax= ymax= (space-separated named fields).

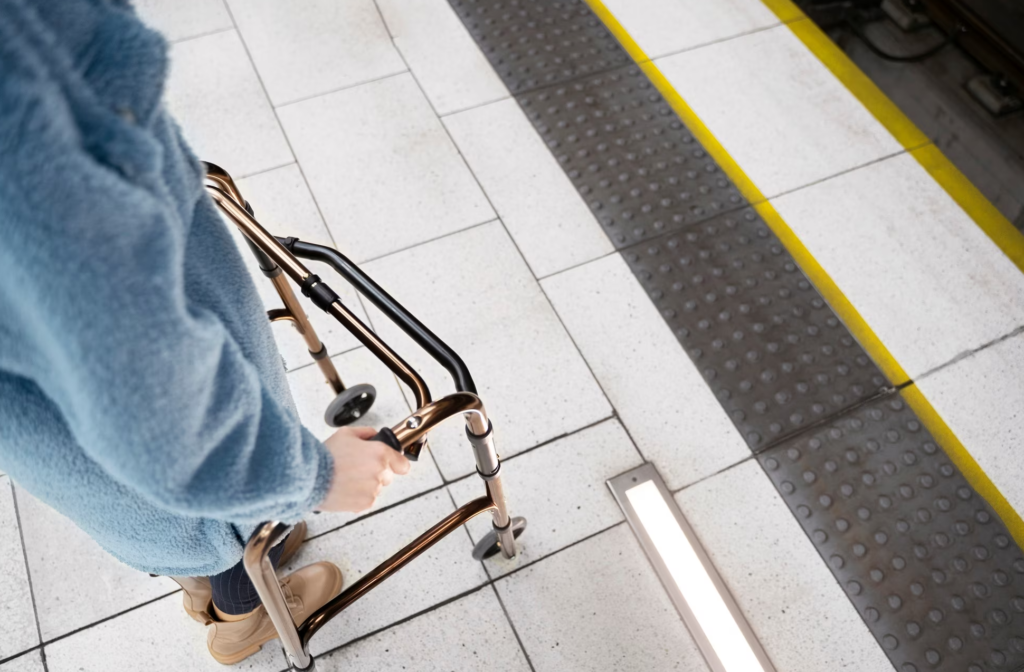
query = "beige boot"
xmin=207 ymin=561 xmax=344 ymax=665
xmin=170 ymin=521 xmax=308 ymax=625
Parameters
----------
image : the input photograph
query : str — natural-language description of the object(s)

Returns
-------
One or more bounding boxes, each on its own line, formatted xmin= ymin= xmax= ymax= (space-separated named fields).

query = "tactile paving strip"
xmin=760 ymin=393 xmax=1024 ymax=672
xmin=621 ymin=207 xmax=888 ymax=450
xmin=517 ymin=65 xmax=745 ymax=247
xmin=449 ymin=0 xmax=631 ymax=94
xmin=450 ymin=1 xmax=1024 ymax=668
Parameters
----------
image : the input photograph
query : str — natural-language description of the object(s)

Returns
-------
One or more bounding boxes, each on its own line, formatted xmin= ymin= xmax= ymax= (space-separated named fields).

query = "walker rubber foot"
xmin=472 ymin=517 xmax=527 ymax=561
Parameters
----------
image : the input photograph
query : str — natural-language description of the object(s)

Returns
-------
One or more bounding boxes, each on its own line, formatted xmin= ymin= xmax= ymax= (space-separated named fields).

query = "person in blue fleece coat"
xmin=0 ymin=0 xmax=410 ymax=662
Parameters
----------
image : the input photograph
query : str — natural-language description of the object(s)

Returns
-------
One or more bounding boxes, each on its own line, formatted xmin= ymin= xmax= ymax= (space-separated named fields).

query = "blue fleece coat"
xmin=0 ymin=0 xmax=333 ymax=577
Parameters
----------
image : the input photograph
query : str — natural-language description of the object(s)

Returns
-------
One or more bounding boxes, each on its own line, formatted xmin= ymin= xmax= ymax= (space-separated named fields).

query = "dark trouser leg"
xmin=209 ymin=534 xmax=287 ymax=616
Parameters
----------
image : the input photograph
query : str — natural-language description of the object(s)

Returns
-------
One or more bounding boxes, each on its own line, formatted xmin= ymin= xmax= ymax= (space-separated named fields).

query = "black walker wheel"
xmin=472 ymin=516 xmax=527 ymax=561
xmin=324 ymin=383 xmax=376 ymax=427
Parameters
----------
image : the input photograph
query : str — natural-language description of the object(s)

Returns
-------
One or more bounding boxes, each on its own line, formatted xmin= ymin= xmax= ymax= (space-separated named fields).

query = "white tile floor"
xmin=277 ymin=73 xmax=494 ymax=263
xmin=542 ymin=255 xmax=751 ymax=491
xmin=915 ymin=331 xmax=1024 ymax=515
xmin=771 ymin=152 xmax=1024 ymax=379
xmin=443 ymin=99 xmax=615 ymax=278
xmin=676 ymin=460 xmax=894 ymax=672
xmin=165 ymin=30 xmax=293 ymax=179
xmin=656 ymin=23 xmax=903 ymax=198
xmin=0 ymin=480 xmax=36 ymax=661
xmin=600 ymin=0 xmax=781 ymax=59
xmin=361 ymin=222 xmax=613 ymax=479
xmin=2 ymin=1 xmax=1021 ymax=670
xmin=376 ymin=0 xmax=509 ymax=116
xmin=14 ymin=489 xmax=176 ymax=642
xmin=226 ymin=0 xmax=406 ymax=106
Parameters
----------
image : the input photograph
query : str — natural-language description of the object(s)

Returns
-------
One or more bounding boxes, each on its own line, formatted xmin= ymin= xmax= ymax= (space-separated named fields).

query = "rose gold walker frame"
xmin=204 ymin=163 xmax=526 ymax=670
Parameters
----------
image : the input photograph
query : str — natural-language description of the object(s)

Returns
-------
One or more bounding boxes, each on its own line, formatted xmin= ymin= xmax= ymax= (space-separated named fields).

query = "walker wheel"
xmin=324 ymin=383 xmax=376 ymax=427
xmin=472 ymin=517 xmax=527 ymax=561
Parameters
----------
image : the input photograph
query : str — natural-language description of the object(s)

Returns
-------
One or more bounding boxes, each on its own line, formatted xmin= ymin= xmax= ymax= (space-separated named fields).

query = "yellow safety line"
xmin=913 ymin=144 xmax=1024 ymax=271
xmin=582 ymin=0 xmax=1024 ymax=548
xmin=776 ymin=8 xmax=1024 ymax=277
xmin=903 ymin=386 xmax=1024 ymax=544
xmin=760 ymin=0 xmax=1024 ymax=552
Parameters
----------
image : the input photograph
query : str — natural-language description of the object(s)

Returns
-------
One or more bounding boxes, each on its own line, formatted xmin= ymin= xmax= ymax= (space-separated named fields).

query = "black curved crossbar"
xmin=280 ymin=237 xmax=477 ymax=395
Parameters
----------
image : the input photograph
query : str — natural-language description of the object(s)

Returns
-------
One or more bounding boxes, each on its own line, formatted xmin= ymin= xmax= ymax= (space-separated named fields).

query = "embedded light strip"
xmin=609 ymin=464 xmax=775 ymax=672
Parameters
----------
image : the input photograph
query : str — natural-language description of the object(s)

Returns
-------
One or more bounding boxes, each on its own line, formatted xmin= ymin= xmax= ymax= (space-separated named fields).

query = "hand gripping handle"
xmin=371 ymin=427 xmax=414 ymax=460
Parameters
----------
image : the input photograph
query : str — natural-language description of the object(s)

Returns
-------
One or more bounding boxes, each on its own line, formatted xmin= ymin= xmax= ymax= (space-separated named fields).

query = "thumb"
xmin=351 ymin=426 xmax=378 ymax=440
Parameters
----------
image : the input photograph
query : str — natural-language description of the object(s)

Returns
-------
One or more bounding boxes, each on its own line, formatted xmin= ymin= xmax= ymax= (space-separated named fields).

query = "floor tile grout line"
xmin=306 ymin=412 xmax=618 ymax=545
xmin=356 ymin=217 xmax=499 ymax=267
xmin=535 ymin=248 xmax=620 ymax=282
xmin=168 ymin=25 xmax=235 ymax=46
xmin=272 ymin=68 xmax=409 ymax=110
xmin=489 ymin=583 xmax=538 ymax=672
xmin=495 ymin=520 xmax=627 ymax=584
xmin=641 ymin=18 xmax=798 ymax=65
xmin=235 ymin=160 xmax=298 ymax=182
xmin=287 ymin=520 xmax=628 ymax=671
xmin=437 ymin=93 xmax=515 ymax=120
xmin=670 ymin=453 xmax=759 ymax=496
xmin=282 ymin=342 xmax=365 ymax=376
xmin=914 ymin=322 xmax=1024 ymax=382
xmin=9 ymin=483 xmax=48 ymax=672
xmin=36 ymin=587 xmax=182 ymax=650
xmin=440 ymin=413 xmax=619 ymax=486
xmin=302 ymin=481 xmax=451 ymax=544
xmin=0 ymin=645 xmax=43 ymax=668
xmin=283 ymin=583 xmax=494 ymax=670
xmin=531 ymin=195 xmax=759 ymax=283
xmin=762 ymin=147 xmax=912 ymax=203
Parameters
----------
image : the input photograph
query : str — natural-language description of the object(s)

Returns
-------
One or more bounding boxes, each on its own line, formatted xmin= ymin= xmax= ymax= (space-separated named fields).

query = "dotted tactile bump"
xmin=517 ymin=65 xmax=745 ymax=247
xmin=761 ymin=393 xmax=1024 ymax=672
xmin=622 ymin=207 xmax=888 ymax=450
xmin=449 ymin=0 xmax=631 ymax=94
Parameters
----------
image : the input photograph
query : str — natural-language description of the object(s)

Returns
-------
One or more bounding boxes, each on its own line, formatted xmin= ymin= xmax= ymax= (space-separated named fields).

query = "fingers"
xmin=356 ymin=493 xmax=377 ymax=512
xmin=388 ymin=450 xmax=412 ymax=476
xmin=380 ymin=467 xmax=394 ymax=487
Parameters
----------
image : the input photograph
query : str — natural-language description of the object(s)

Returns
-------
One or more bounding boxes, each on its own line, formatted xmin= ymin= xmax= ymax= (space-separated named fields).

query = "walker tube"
xmin=297 ymin=495 xmax=497 ymax=649
xmin=244 ymin=496 xmax=497 ymax=669
xmin=204 ymin=182 xmax=432 ymax=412
xmin=211 ymin=161 xmax=521 ymax=665
xmin=281 ymin=239 xmax=477 ymax=394
xmin=244 ymin=521 xmax=313 ymax=670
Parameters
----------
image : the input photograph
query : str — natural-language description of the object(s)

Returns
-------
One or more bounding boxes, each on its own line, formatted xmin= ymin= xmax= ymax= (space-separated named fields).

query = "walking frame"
xmin=203 ymin=162 xmax=526 ymax=670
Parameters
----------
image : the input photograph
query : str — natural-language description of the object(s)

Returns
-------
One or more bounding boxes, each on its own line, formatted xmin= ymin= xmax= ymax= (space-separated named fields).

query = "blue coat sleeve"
xmin=0 ymin=35 xmax=333 ymax=526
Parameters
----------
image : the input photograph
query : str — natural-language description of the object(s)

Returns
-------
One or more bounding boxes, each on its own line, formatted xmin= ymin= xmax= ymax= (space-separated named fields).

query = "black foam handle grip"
xmin=372 ymin=427 xmax=417 ymax=461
